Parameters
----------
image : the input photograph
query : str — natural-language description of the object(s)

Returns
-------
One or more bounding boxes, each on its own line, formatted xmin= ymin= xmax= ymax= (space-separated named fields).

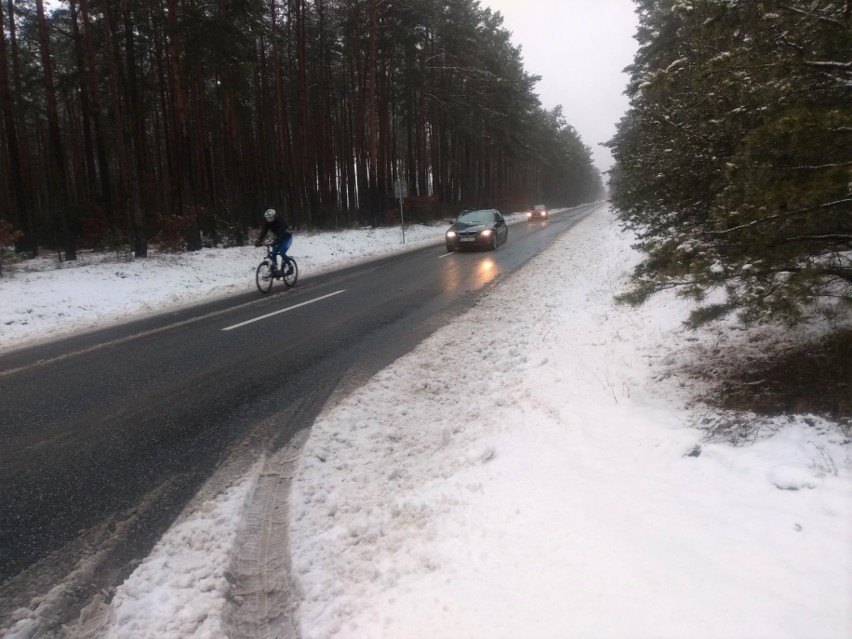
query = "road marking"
xmin=1 ymin=299 xmax=277 ymax=379
xmin=221 ymin=290 xmax=346 ymax=331
xmin=438 ymin=252 xmax=454 ymax=259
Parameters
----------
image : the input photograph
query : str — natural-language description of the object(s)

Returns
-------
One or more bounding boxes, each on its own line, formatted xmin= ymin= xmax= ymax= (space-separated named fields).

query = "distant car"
xmin=527 ymin=204 xmax=548 ymax=220
xmin=445 ymin=209 xmax=509 ymax=252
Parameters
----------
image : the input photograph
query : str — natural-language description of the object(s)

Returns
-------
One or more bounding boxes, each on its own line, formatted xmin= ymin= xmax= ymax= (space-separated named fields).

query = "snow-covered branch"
xmin=788 ymin=161 xmax=852 ymax=171
xmin=804 ymin=60 xmax=852 ymax=70
xmin=708 ymin=199 xmax=852 ymax=236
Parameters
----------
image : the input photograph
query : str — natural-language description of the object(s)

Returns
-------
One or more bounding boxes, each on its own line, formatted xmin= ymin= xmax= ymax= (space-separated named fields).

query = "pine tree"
xmin=608 ymin=0 xmax=851 ymax=326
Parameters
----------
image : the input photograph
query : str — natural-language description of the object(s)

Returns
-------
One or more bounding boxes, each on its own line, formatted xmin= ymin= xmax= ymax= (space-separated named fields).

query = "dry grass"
xmin=718 ymin=329 xmax=851 ymax=420
xmin=681 ymin=327 xmax=852 ymax=441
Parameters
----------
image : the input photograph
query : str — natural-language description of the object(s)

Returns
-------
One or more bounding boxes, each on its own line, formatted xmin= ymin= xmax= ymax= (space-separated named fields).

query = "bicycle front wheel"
xmin=256 ymin=260 xmax=274 ymax=293
xmin=282 ymin=258 xmax=298 ymax=288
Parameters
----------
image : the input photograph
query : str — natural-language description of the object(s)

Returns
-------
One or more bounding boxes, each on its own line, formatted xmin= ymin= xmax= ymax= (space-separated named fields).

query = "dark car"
xmin=527 ymin=204 xmax=548 ymax=220
xmin=445 ymin=209 xmax=509 ymax=252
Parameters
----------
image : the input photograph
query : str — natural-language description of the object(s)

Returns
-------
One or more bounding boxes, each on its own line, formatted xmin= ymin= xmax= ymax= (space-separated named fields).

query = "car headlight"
xmin=446 ymin=231 xmax=456 ymax=238
xmin=480 ymin=229 xmax=493 ymax=237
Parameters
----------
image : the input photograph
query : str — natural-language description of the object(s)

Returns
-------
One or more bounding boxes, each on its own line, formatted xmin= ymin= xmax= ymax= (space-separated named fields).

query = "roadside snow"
xmin=105 ymin=466 xmax=261 ymax=638
xmin=2 ymin=206 xmax=849 ymax=639
xmin=0 ymin=221 xmax=459 ymax=351
xmin=287 ymin=207 xmax=851 ymax=639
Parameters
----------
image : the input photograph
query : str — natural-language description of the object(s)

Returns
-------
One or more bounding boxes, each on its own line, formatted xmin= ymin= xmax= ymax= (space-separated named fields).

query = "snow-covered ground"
xmin=2 ymin=206 xmax=849 ymax=639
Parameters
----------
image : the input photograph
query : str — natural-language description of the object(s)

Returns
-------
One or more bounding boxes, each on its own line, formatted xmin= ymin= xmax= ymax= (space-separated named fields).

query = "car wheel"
xmin=446 ymin=243 xmax=455 ymax=253
xmin=491 ymin=233 xmax=498 ymax=250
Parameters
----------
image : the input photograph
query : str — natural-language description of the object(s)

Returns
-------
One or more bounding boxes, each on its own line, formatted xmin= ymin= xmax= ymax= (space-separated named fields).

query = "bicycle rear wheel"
xmin=256 ymin=260 xmax=274 ymax=293
xmin=282 ymin=257 xmax=298 ymax=288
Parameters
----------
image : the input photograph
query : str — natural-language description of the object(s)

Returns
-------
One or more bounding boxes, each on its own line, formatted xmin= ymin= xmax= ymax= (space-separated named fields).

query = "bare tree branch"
xmin=787 ymin=161 xmax=852 ymax=171
xmin=781 ymin=4 xmax=845 ymax=26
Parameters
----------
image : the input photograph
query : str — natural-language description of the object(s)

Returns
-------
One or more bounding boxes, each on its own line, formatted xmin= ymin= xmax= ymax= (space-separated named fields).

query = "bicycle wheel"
xmin=282 ymin=257 xmax=298 ymax=288
xmin=256 ymin=260 xmax=274 ymax=293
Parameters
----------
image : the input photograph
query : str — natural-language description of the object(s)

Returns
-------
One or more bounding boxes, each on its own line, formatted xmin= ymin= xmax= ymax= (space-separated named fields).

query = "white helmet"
xmin=263 ymin=208 xmax=277 ymax=220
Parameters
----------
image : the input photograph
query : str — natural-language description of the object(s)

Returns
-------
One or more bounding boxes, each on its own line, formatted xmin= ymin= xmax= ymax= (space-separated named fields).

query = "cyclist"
xmin=255 ymin=208 xmax=293 ymax=277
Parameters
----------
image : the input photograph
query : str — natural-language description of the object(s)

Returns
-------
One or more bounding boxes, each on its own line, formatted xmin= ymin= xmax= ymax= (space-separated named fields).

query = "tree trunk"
xmin=68 ymin=0 xmax=97 ymax=208
xmin=80 ymin=0 xmax=117 ymax=234
xmin=166 ymin=0 xmax=189 ymax=216
xmin=366 ymin=0 xmax=380 ymax=225
xmin=121 ymin=0 xmax=147 ymax=257
xmin=0 ymin=0 xmax=32 ymax=253
xmin=35 ymin=0 xmax=75 ymax=259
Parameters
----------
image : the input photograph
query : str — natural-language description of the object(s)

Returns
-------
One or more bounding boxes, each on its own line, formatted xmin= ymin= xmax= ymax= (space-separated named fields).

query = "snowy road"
xmin=0 ymin=205 xmax=598 ymax=635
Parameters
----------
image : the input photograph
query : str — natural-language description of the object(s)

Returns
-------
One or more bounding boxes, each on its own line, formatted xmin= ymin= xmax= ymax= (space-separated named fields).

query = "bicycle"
xmin=256 ymin=244 xmax=298 ymax=293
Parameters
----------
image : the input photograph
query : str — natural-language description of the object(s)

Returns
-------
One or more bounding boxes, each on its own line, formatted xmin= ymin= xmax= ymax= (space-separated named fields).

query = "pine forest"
xmin=0 ymin=0 xmax=604 ymax=259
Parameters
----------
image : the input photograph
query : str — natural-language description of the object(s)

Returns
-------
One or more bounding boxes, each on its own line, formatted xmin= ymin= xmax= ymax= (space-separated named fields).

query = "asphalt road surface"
xmin=0 ymin=203 xmax=599 ymax=632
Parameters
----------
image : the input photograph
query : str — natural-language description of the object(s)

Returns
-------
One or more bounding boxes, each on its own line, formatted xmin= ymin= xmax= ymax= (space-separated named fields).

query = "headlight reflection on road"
xmin=440 ymin=257 xmax=499 ymax=294
xmin=474 ymin=258 xmax=498 ymax=287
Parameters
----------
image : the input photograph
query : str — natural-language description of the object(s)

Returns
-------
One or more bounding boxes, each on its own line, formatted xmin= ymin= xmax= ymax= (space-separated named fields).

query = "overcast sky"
xmin=483 ymin=0 xmax=639 ymax=176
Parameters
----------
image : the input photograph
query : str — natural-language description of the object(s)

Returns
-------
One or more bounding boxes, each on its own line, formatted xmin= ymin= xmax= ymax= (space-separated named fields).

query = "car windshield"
xmin=457 ymin=209 xmax=494 ymax=224
xmin=534 ymin=204 xmax=546 ymax=210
